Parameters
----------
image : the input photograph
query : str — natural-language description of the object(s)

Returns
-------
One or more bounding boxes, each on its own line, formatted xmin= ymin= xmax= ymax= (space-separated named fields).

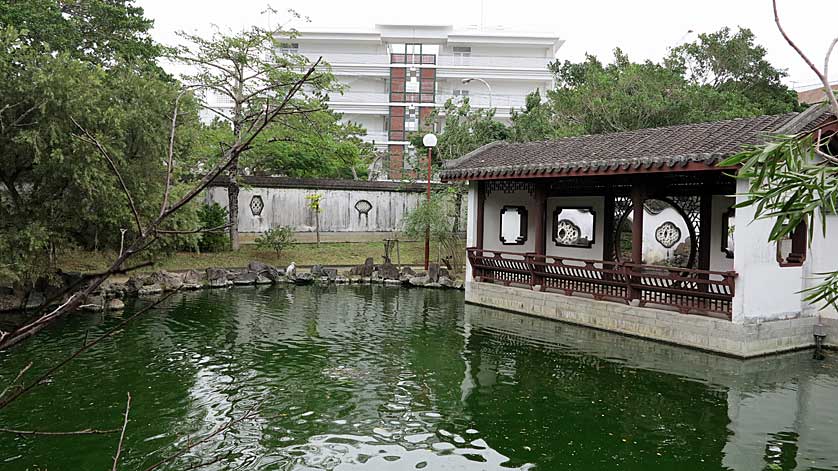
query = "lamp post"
xmin=462 ymin=77 xmax=492 ymax=108
xmin=422 ymin=133 xmax=437 ymax=270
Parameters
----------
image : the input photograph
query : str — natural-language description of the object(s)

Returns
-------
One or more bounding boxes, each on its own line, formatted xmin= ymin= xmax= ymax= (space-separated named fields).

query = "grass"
xmin=59 ymin=240 xmax=465 ymax=274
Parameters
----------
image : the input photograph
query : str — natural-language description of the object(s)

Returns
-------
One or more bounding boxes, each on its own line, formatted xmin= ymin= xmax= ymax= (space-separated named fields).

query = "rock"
xmin=334 ymin=276 xmax=349 ymax=284
xmin=317 ymin=276 xmax=331 ymax=284
xmin=378 ymin=262 xmax=400 ymax=280
xmin=408 ymin=275 xmax=429 ymax=287
xmin=206 ymin=268 xmax=230 ymax=288
xmin=400 ymin=266 xmax=416 ymax=277
xmin=293 ymin=272 xmax=314 ymax=285
xmin=322 ymin=268 xmax=338 ymax=281
xmin=138 ymin=284 xmax=163 ymax=296
xmin=148 ymin=271 xmax=183 ymax=291
xmin=425 ymin=282 xmax=443 ymax=289
xmin=107 ymin=298 xmax=125 ymax=310
xmin=182 ymin=270 xmax=203 ymax=289
xmin=438 ymin=267 xmax=450 ymax=279
xmin=25 ymin=291 xmax=46 ymax=309
xmin=383 ymin=279 xmax=402 ymax=286
xmin=349 ymin=257 xmax=375 ymax=277
xmin=125 ymin=276 xmax=146 ymax=294
xmin=248 ymin=261 xmax=271 ymax=272
xmin=347 ymin=275 xmax=362 ymax=284
xmin=256 ymin=274 xmax=273 ymax=284
xmin=311 ymin=265 xmax=325 ymax=276
xmin=233 ymin=271 xmax=258 ymax=285
xmin=439 ymin=276 xmax=454 ymax=288
xmin=453 ymin=279 xmax=464 ymax=290
xmin=428 ymin=263 xmax=440 ymax=283
xmin=360 ymin=277 xmax=372 ymax=284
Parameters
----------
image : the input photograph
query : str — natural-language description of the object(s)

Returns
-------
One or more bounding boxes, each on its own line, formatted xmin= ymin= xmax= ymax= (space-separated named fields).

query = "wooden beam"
xmin=533 ymin=183 xmax=547 ymax=256
xmin=631 ymin=185 xmax=645 ymax=264
xmin=476 ymin=181 xmax=485 ymax=250
xmin=698 ymin=193 xmax=713 ymax=270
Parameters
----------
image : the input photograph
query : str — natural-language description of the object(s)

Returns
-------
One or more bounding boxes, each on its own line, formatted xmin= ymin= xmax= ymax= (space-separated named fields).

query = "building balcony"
xmin=436 ymin=93 xmax=528 ymax=110
xmin=437 ymin=55 xmax=553 ymax=70
xmin=329 ymin=91 xmax=391 ymax=104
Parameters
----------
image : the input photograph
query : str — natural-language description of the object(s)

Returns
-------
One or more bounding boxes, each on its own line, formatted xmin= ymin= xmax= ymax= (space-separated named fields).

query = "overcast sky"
xmin=138 ymin=0 xmax=836 ymax=90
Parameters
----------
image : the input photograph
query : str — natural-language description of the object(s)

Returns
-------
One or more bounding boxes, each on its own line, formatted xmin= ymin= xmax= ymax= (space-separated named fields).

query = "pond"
xmin=1 ymin=285 xmax=837 ymax=470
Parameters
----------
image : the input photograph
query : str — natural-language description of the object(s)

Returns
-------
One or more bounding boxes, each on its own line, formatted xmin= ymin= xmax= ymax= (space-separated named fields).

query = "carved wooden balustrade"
xmin=467 ymin=248 xmax=736 ymax=319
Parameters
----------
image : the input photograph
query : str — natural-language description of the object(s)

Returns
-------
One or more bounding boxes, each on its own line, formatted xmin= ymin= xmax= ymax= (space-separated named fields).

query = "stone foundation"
xmin=466 ymin=281 xmax=820 ymax=358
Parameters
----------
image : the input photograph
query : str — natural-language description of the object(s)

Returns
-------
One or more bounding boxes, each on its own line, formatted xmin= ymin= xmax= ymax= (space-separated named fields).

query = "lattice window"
xmin=655 ymin=222 xmax=681 ymax=248
xmin=249 ymin=196 xmax=264 ymax=216
xmin=354 ymin=200 xmax=372 ymax=215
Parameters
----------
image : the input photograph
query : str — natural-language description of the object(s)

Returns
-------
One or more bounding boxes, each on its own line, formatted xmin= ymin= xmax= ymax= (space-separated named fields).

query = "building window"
xmin=453 ymin=46 xmax=472 ymax=57
xmin=721 ymin=207 xmax=735 ymax=259
xmin=453 ymin=89 xmax=470 ymax=97
xmin=777 ymin=219 xmax=807 ymax=267
xmin=278 ymin=42 xmax=299 ymax=55
xmin=249 ymin=196 xmax=264 ymax=216
xmin=354 ymin=200 xmax=372 ymax=215
xmin=553 ymin=207 xmax=595 ymax=248
xmin=500 ymin=206 xmax=528 ymax=245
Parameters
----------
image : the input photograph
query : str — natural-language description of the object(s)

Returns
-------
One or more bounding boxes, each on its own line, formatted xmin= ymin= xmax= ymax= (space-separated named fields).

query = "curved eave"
xmin=440 ymin=160 xmax=737 ymax=182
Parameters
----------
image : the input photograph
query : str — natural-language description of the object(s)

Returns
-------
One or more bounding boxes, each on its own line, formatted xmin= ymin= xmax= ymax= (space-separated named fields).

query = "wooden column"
xmin=533 ymin=183 xmax=547 ymax=257
xmin=698 ymin=192 xmax=713 ymax=270
xmin=476 ymin=181 xmax=485 ymax=250
xmin=631 ymin=185 xmax=645 ymax=264
xmin=602 ymin=189 xmax=615 ymax=261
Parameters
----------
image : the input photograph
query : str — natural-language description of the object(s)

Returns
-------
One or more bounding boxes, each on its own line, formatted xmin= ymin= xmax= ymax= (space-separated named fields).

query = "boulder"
xmin=233 ymin=271 xmax=258 ymax=285
xmin=138 ymin=284 xmax=163 ymax=296
xmin=439 ymin=276 xmax=454 ymax=288
xmin=206 ymin=268 xmax=230 ymax=288
xmin=255 ymin=274 xmax=273 ymax=285
xmin=247 ymin=261 xmax=284 ymax=281
xmin=428 ymin=263 xmax=440 ymax=283
xmin=453 ymin=279 xmax=464 ymax=290
xmin=425 ymin=282 xmax=443 ymax=289
xmin=107 ymin=298 xmax=125 ymax=311
xmin=182 ymin=270 xmax=203 ymax=290
xmin=438 ymin=267 xmax=450 ymax=280
xmin=378 ymin=262 xmax=400 ymax=280
xmin=408 ymin=275 xmax=429 ymax=287
xmin=24 ymin=291 xmax=46 ymax=310
xmin=293 ymin=272 xmax=314 ymax=285
xmin=322 ymin=268 xmax=338 ymax=281
xmin=349 ymin=257 xmax=375 ymax=277
xmin=125 ymin=276 xmax=146 ymax=294
xmin=148 ymin=271 xmax=183 ymax=292
xmin=311 ymin=265 xmax=325 ymax=276
xmin=400 ymin=266 xmax=416 ymax=277
xmin=334 ymin=276 xmax=349 ymax=284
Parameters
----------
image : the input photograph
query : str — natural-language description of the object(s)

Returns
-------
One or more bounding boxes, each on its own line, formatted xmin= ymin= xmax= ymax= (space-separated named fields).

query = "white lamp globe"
xmin=422 ymin=133 xmax=437 ymax=148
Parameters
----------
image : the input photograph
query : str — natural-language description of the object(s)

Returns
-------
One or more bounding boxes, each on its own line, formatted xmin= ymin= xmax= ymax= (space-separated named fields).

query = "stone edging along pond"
xmin=81 ymin=257 xmax=465 ymax=312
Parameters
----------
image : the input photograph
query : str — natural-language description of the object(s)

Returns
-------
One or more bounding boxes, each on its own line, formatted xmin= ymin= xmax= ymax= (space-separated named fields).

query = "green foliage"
xmin=197 ymin=204 xmax=230 ymax=253
xmin=401 ymin=190 xmax=465 ymax=267
xmin=508 ymin=90 xmax=558 ymax=142
xmin=255 ymin=226 xmax=296 ymax=259
xmin=305 ymin=193 xmax=323 ymax=212
xmin=719 ymin=119 xmax=838 ymax=306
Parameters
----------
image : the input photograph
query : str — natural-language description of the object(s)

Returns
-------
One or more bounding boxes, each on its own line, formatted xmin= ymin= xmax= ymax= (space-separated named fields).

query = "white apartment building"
xmin=284 ymin=24 xmax=563 ymax=179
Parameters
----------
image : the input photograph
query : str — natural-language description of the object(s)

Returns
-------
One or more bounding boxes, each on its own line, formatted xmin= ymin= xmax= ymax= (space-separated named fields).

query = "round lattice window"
xmin=555 ymin=219 xmax=581 ymax=245
xmin=249 ymin=195 xmax=264 ymax=216
xmin=655 ymin=221 xmax=681 ymax=248
xmin=354 ymin=199 xmax=372 ymax=215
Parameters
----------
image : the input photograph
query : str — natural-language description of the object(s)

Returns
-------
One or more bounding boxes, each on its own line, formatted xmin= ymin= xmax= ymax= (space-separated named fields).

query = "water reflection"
xmin=0 ymin=286 xmax=836 ymax=470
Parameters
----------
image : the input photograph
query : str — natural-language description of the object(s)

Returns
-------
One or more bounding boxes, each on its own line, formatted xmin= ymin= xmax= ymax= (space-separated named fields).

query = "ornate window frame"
xmin=499 ymin=205 xmax=528 ymax=245
xmin=552 ymin=207 xmax=596 ymax=248
xmin=777 ymin=219 xmax=807 ymax=267
xmin=721 ymin=206 xmax=735 ymax=259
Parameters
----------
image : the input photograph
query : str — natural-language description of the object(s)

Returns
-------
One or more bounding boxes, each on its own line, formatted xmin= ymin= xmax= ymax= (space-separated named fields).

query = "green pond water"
xmin=1 ymin=285 xmax=838 ymax=471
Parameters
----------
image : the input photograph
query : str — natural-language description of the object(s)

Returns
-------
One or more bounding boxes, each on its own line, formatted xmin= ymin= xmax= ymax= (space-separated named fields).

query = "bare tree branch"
xmin=0 ymin=427 xmax=121 ymax=436
xmin=161 ymin=90 xmax=188 ymax=217
xmin=155 ymin=223 xmax=230 ymax=235
xmin=0 ymin=292 xmax=177 ymax=409
xmin=71 ymin=119 xmax=144 ymax=235
xmin=773 ymin=0 xmax=838 ymax=116
xmin=112 ymin=392 xmax=131 ymax=471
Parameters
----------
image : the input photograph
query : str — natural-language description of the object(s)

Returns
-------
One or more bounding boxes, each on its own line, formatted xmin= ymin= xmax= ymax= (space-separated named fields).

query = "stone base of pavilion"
xmin=466 ymin=281 xmax=824 ymax=358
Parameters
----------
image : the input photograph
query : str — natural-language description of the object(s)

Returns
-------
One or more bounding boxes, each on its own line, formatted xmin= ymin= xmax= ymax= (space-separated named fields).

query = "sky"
xmin=137 ymin=0 xmax=837 ymax=90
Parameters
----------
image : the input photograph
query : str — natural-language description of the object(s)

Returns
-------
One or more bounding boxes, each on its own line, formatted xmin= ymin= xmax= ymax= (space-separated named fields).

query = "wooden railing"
xmin=467 ymin=248 xmax=736 ymax=319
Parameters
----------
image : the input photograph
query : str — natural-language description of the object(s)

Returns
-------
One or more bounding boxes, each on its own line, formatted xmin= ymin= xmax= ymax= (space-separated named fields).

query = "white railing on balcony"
xmin=360 ymin=131 xmax=389 ymax=144
xmin=328 ymin=92 xmax=390 ymax=103
xmin=437 ymin=55 xmax=552 ymax=69
xmin=436 ymin=93 xmax=528 ymax=109
xmin=303 ymin=52 xmax=390 ymax=66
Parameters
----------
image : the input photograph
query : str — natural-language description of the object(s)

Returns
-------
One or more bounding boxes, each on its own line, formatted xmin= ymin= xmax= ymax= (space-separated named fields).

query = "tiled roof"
xmin=440 ymin=106 xmax=833 ymax=181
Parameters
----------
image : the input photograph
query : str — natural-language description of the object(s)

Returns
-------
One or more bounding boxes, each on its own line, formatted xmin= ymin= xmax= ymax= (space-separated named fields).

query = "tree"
xmin=175 ymin=16 xmax=337 ymax=250
xmin=665 ymin=27 xmax=800 ymax=115
xmin=508 ymin=90 xmax=558 ymax=142
xmin=719 ymin=1 xmax=838 ymax=307
xmin=426 ymin=98 xmax=508 ymax=161
xmin=255 ymin=226 xmax=296 ymax=259
xmin=306 ymin=193 xmax=323 ymax=248
xmin=401 ymin=190 xmax=464 ymax=269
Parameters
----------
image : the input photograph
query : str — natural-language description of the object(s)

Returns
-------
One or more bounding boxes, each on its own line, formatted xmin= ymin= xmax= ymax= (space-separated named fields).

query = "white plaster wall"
xmin=710 ymin=195 xmax=735 ymax=273
xmin=207 ymin=186 xmax=422 ymax=233
xmin=466 ymin=181 xmax=478 ymax=281
xmin=732 ymin=178 xmax=805 ymax=323
xmin=641 ymin=207 xmax=691 ymax=265
xmin=481 ymin=189 xmax=536 ymax=254
xmin=803 ymin=213 xmax=838 ymax=319
xmin=545 ymin=196 xmax=605 ymax=260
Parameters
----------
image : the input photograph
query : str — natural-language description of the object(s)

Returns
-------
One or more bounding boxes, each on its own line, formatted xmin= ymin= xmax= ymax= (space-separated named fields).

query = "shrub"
xmin=197 ymin=203 xmax=230 ymax=253
xmin=255 ymin=226 xmax=296 ymax=259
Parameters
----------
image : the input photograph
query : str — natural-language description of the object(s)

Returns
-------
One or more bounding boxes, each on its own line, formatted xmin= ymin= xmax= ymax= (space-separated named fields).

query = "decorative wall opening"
xmin=721 ymin=207 xmax=735 ymax=259
xmin=777 ymin=219 xmax=807 ymax=267
xmin=354 ymin=200 xmax=372 ymax=216
xmin=552 ymin=207 xmax=595 ymax=248
xmin=499 ymin=206 xmax=528 ymax=245
xmin=615 ymin=198 xmax=695 ymax=268
xmin=249 ymin=195 xmax=264 ymax=216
